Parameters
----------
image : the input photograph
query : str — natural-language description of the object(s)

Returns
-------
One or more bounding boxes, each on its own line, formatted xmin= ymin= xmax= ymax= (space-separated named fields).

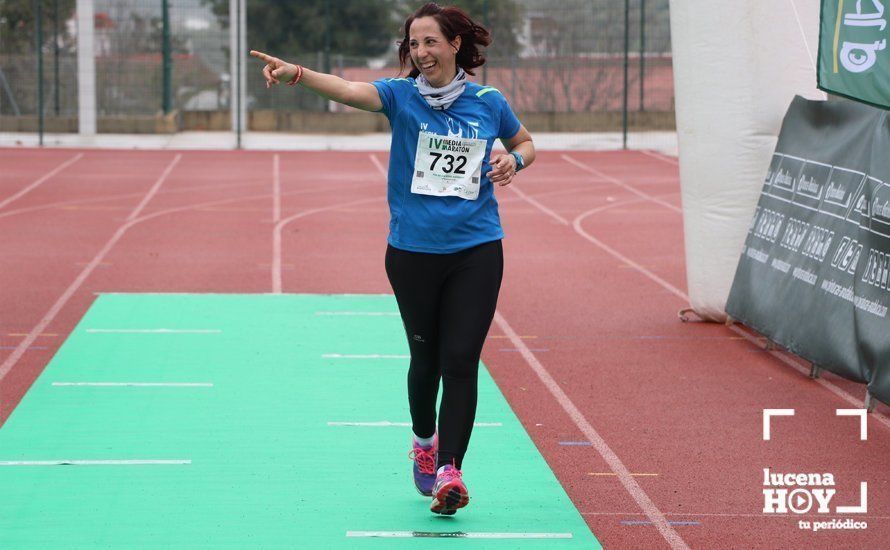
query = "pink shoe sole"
xmin=430 ymin=480 xmax=469 ymax=515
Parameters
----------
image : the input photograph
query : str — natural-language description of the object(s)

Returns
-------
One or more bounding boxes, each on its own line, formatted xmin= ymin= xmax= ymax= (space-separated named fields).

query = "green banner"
xmin=726 ymin=96 xmax=890 ymax=406
xmin=818 ymin=0 xmax=890 ymax=109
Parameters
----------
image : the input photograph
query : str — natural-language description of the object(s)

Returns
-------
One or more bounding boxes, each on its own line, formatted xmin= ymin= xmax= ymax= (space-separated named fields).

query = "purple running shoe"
xmin=408 ymin=434 xmax=437 ymax=496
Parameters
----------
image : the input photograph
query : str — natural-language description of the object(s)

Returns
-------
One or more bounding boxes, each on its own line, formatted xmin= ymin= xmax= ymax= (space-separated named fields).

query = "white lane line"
xmin=52 ymin=382 xmax=213 ymax=387
xmin=85 ymin=329 xmax=221 ymax=334
xmin=573 ymin=206 xmax=688 ymax=301
xmin=0 ymin=459 xmax=191 ymax=466
xmin=0 ymin=153 xmax=84 ymax=211
xmin=576 ymin=199 xmax=890 ymax=427
xmin=0 ymin=155 xmax=182 ymax=386
xmin=729 ymin=325 xmax=890 ymax=431
xmin=507 ymin=184 xmax=569 ymax=225
xmin=323 ymin=354 xmax=409 ymax=359
xmin=562 ymin=154 xmax=683 ymax=213
xmin=369 ymin=153 xmax=388 ymax=177
xmin=328 ymin=421 xmax=502 ymax=427
xmin=640 ymin=149 xmax=679 ymax=166
xmin=346 ymin=531 xmax=572 ymax=539
xmin=271 ymin=154 xmax=282 ymax=290
xmin=636 ymin=152 xmax=890 ymax=426
xmin=272 ymin=154 xmax=281 ymax=224
xmin=528 ymin=158 xmax=890 ymax=428
xmin=272 ymin=197 xmax=382 ymax=294
xmin=493 ymin=310 xmax=690 ymax=550
xmin=315 ymin=311 xmax=399 ymax=316
xmin=499 ymin=185 xmax=605 ymax=205
xmin=0 ymin=178 xmax=273 ymax=222
xmin=0 ymin=165 xmax=378 ymax=396
xmin=272 ymin=154 xmax=387 ymax=293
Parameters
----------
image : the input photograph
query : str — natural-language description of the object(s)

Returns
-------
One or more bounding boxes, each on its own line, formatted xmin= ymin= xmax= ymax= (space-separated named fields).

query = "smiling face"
xmin=408 ymin=16 xmax=461 ymax=87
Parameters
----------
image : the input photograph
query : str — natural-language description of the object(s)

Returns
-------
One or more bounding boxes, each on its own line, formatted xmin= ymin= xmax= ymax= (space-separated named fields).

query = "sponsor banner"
xmin=818 ymin=0 xmax=890 ymax=109
xmin=726 ymin=96 xmax=890 ymax=404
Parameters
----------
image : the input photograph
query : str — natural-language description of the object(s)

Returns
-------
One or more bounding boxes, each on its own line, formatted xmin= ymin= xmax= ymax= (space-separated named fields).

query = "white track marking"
xmin=271 ymin=154 xmax=282 ymax=290
xmin=314 ymin=311 xmax=399 ymax=316
xmin=272 ymin=154 xmax=281 ymax=224
xmin=493 ymin=310 xmax=690 ymax=550
xmin=0 ymin=159 xmax=378 ymax=396
xmin=507 ymin=184 xmax=569 ymax=225
xmin=52 ymin=382 xmax=213 ymax=387
xmin=368 ymin=153 xmax=387 ymax=177
xmin=631 ymin=152 xmax=890 ymax=425
xmin=273 ymin=154 xmax=387 ymax=293
xmin=562 ymin=154 xmax=682 ymax=213
xmin=730 ymin=325 xmax=890 ymax=430
xmin=327 ymin=421 xmax=501 ymax=427
xmin=85 ymin=329 xmax=220 ymax=334
xmin=323 ymin=354 xmax=409 ymax=359
xmin=272 ymin=197 xmax=382 ymax=293
xmin=639 ymin=149 xmax=679 ymax=165
xmin=573 ymin=206 xmax=688 ymax=301
xmin=123 ymin=156 xmax=181 ymax=223
xmin=346 ymin=531 xmax=573 ymax=539
xmin=0 ymin=153 xmax=83 ymax=211
xmin=0 ymin=459 xmax=190 ymax=466
xmin=133 ymin=182 xmax=378 ymax=228
xmin=499 ymin=185 xmax=600 ymax=205
xmin=0 ymin=179 xmax=274 ymax=221
xmin=0 ymin=155 xmax=182 ymax=386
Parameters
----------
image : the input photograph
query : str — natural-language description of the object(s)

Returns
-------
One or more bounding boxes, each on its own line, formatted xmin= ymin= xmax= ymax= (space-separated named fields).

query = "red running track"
xmin=1 ymin=147 xmax=888 ymax=549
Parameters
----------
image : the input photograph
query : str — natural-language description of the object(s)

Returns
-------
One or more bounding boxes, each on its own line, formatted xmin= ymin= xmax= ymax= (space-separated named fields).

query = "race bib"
xmin=411 ymin=131 xmax=486 ymax=200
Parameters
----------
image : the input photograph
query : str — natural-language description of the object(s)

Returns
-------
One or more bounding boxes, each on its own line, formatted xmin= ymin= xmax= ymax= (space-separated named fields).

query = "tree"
xmin=0 ymin=0 xmax=76 ymax=54
xmin=0 ymin=0 xmax=76 ymax=116
xmin=202 ymin=0 xmax=400 ymax=60
xmin=394 ymin=0 xmax=524 ymax=60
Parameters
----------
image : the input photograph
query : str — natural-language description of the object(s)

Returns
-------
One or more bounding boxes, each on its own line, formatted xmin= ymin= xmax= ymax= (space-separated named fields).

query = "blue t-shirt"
xmin=373 ymin=77 xmax=522 ymax=254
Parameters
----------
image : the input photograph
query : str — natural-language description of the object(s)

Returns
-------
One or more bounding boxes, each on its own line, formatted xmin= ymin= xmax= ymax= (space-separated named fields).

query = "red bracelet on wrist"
xmin=287 ymin=65 xmax=303 ymax=86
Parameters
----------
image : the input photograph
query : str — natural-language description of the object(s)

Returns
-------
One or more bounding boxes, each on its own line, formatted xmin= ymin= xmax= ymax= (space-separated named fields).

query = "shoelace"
xmin=408 ymin=446 xmax=437 ymax=475
xmin=438 ymin=463 xmax=463 ymax=483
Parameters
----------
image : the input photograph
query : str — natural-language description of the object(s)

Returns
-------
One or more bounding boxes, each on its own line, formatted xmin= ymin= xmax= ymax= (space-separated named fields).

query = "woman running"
xmin=250 ymin=2 xmax=535 ymax=515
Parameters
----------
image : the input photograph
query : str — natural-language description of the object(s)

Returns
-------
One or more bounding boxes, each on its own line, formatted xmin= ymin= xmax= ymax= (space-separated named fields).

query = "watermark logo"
xmin=762 ymin=408 xmax=869 ymax=531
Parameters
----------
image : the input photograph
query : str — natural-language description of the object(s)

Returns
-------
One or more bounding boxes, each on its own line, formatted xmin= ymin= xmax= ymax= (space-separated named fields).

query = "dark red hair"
xmin=398 ymin=3 xmax=492 ymax=78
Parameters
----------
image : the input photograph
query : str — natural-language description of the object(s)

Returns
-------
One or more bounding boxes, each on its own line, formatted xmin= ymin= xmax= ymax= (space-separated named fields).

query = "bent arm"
xmin=502 ymin=125 xmax=536 ymax=169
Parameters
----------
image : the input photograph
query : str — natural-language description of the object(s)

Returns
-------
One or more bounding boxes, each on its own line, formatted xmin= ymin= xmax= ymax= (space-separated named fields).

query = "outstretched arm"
xmin=249 ymin=50 xmax=383 ymax=113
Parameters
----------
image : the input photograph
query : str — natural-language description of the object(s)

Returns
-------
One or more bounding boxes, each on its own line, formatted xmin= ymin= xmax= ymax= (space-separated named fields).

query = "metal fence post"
xmin=236 ymin=0 xmax=242 ymax=148
xmin=35 ymin=0 xmax=44 ymax=146
xmin=622 ymin=0 xmax=630 ymax=149
xmin=640 ymin=0 xmax=645 ymax=112
xmin=162 ymin=0 xmax=172 ymax=114
xmin=53 ymin=0 xmax=60 ymax=116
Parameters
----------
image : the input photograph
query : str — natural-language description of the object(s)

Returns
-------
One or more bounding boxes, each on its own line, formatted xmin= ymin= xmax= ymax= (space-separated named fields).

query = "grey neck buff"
xmin=415 ymin=67 xmax=467 ymax=110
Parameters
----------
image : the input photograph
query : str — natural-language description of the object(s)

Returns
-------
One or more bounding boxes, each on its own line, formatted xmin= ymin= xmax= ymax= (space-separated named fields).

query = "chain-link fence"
xmin=1 ymin=0 xmax=229 ymax=131
xmin=1 ymin=0 xmax=673 ymax=141
xmin=0 ymin=0 xmax=78 ymax=122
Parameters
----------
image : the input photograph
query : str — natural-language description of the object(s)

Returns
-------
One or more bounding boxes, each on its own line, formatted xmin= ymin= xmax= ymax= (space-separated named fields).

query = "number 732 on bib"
xmin=411 ymin=131 xmax=487 ymax=200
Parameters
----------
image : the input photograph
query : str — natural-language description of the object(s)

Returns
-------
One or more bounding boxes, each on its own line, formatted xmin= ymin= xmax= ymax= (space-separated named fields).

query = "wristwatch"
xmin=510 ymin=151 xmax=525 ymax=172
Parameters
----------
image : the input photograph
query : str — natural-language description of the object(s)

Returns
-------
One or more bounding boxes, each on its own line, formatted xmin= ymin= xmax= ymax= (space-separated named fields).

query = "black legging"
xmin=385 ymin=239 xmax=504 ymax=470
